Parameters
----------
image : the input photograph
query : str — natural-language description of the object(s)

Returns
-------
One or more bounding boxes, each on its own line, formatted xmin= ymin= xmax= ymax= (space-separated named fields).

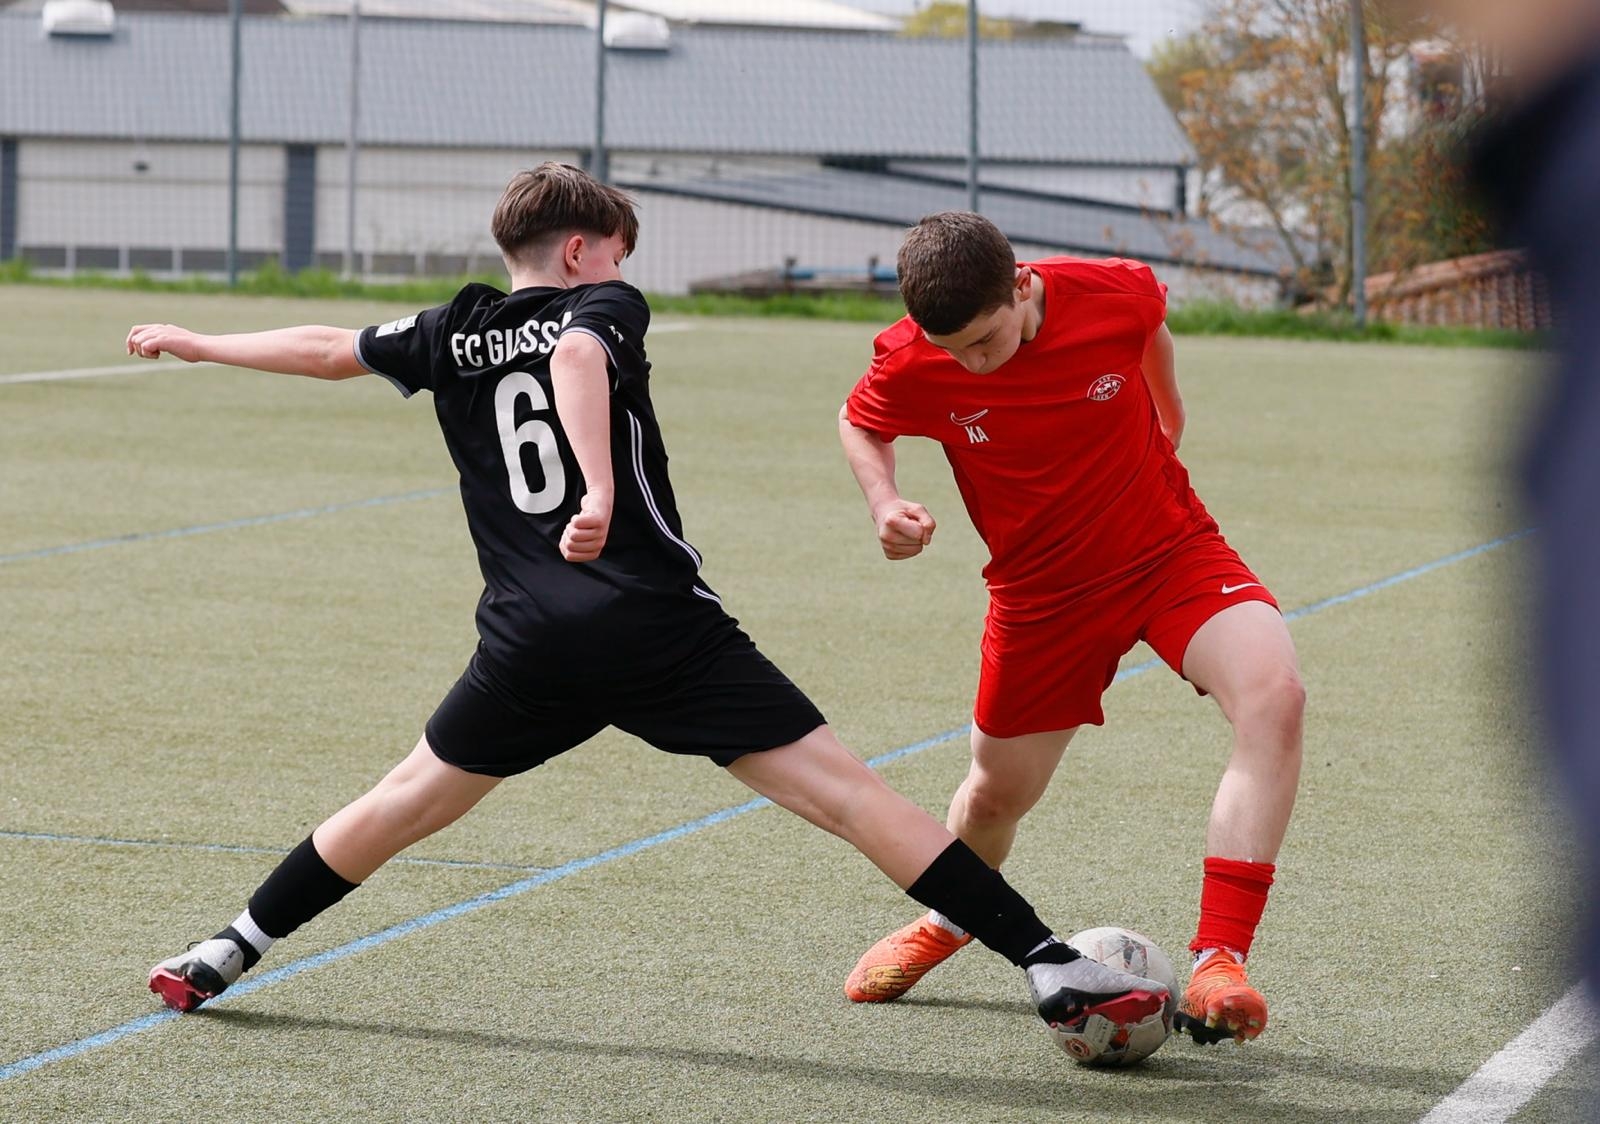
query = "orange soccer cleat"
xmin=1175 ymin=952 xmax=1269 ymax=1044
xmin=844 ymin=916 xmax=973 ymax=1003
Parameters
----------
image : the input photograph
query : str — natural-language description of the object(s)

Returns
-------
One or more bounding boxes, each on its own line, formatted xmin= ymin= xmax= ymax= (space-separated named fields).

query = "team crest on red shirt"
xmin=1088 ymin=374 xmax=1125 ymax=401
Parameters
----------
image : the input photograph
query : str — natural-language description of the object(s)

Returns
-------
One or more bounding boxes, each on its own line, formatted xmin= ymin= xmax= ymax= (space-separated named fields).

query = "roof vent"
xmin=43 ymin=0 xmax=116 ymax=38
xmin=603 ymin=12 xmax=670 ymax=51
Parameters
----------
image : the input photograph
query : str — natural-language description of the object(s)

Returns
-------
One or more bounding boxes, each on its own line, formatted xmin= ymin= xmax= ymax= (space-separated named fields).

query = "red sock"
xmin=1189 ymin=857 xmax=1275 ymax=959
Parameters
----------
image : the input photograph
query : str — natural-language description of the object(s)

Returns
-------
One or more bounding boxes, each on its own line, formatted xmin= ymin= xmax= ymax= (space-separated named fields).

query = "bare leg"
xmin=755 ymin=726 xmax=1174 ymax=1034
xmin=726 ymin=724 xmax=953 ymax=888
xmin=149 ymin=735 xmax=504 ymax=1012
xmin=1181 ymin=601 xmax=1305 ymax=862
xmin=946 ymin=726 xmax=1077 ymax=867
xmin=1173 ymin=600 xmax=1304 ymax=1041
xmin=313 ymin=736 xmax=504 ymax=882
xmin=727 ymin=724 xmax=1076 ymax=967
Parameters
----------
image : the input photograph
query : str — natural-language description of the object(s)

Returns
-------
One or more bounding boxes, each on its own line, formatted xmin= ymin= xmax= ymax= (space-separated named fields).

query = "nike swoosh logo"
xmin=950 ymin=409 xmax=990 ymax=425
xmin=1220 ymin=582 xmax=1262 ymax=594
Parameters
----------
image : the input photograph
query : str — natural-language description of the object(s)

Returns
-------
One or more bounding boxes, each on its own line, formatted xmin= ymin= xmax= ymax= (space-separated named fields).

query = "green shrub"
xmin=1168 ymin=300 xmax=1543 ymax=350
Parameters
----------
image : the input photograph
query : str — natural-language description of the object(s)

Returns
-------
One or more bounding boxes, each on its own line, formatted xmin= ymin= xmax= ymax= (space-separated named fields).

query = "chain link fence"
xmin=0 ymin=1 xmax=1286 ymax=304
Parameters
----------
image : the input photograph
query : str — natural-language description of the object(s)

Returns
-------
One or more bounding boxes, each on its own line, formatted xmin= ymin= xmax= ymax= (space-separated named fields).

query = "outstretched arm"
xmin=550 ymin=332 xmax=614 ymax=563
xmin=1140 ymin=322 xmax=1185 ymax=449
xmin=837 ymin=404 xmax=936 ymax=561
xmin=125 ymin=324 xmax=366 ymax=381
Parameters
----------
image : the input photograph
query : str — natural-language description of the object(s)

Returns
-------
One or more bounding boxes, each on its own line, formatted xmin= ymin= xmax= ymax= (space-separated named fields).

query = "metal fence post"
xmin=1350 ymin=0 xmax=1368 ymax=326
xmin=344 ymin=0 xmax=361 ymax=279
xmin=593 ymin=0 xmax=609 ymax=183
xmin=967 ymin=0 xmax=980 ymax=213
xmin=227 ymin=0 xmax=242 ymax=287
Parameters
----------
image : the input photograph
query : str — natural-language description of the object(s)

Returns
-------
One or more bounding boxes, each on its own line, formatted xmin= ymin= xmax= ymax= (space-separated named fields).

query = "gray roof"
xmin=0 ymin=11 xmax=1195 ymax=165
xmin=624 ymin=167 xmax=1293 ymax=276
xmin=277 ymin=0 xmax=591 ymax=24
xmin=599 ymin=0 xmax=898 ymax=31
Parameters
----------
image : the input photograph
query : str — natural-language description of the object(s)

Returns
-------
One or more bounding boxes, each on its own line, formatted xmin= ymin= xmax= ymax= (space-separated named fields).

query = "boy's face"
xmin=571 ymin=232 xmax=630 ymax=285
xmin=921 ymin=268 xmax=1033 ymax=374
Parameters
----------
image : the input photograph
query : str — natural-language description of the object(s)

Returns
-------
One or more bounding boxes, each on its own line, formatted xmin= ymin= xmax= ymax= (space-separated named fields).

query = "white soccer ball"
xmin=1057 ymin=926 xmax=1179 ymax=1067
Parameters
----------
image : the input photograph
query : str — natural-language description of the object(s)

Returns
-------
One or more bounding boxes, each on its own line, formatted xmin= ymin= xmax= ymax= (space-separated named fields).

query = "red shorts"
xmin=973 ymin=532 xmax=1279 ymax=737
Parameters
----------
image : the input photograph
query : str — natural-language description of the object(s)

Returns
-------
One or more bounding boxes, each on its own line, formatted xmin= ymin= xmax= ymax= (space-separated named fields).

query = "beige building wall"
xmin=19 ymin=138 xmax=285 ymax=255
xmin=311 ymin=146 xmax=585 ymax=272
xmin=9 ymin=139 xmax=1279 ymax=305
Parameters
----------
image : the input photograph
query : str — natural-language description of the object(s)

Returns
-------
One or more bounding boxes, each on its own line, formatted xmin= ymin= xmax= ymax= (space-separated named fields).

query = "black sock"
xmin=1020 ymin=935 xmax=1079 ymax=967
xmin=906 ymin=839 xmax=1079 ymax=968
xmin=246 ymin=835 xmax=361 ymax=940
xmin=214 ymin=925 xmax=263 ymax=972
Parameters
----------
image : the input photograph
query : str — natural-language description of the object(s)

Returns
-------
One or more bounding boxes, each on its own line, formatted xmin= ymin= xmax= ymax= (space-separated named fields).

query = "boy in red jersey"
xmin=837 ymin=212 xmax=1305 ymax=1045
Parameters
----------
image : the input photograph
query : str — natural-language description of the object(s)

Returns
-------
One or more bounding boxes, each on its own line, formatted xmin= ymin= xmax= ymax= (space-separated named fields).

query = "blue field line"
xmin=0 ymin=797 xmax=771 ymax=1083
xmin=0 ymin=829 xmax=548 ymax=874
xmin=0 ymin=526 xmax=1533 ymax=1083
xmin=862 ymin=726 xmax=971 ymax=767
xmin=0 ymin=1012 xmax=183 ymax=1081
xmin=1279 ymin=528 xmax=1535 ymax=623
xmin=0 ymin=487 xmax=455 ymax=567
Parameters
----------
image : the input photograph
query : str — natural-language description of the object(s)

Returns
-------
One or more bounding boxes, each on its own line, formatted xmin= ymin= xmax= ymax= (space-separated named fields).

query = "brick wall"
xmin=1365 ymin=250 xmax=1551 ymax=331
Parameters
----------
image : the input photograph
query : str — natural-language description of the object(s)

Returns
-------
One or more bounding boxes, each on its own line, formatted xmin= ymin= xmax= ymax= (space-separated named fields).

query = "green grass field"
xmin=0 ymin=285 xmax=1590 ymax=1122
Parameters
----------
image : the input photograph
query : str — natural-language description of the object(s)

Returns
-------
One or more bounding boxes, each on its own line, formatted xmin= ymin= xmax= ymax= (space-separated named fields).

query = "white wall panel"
xmin=19 ymin=139 xmax=282 ymax=250
xmin=9 ymin=138 xmax=1277 ymax=305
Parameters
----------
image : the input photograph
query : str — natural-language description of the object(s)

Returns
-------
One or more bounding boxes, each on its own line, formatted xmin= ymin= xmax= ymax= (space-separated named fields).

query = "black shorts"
xmin=424 ymin=617 xmax=827 ymax=777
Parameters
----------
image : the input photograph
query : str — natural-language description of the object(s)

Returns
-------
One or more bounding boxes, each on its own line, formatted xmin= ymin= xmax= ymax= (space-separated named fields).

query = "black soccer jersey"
xmin=355 ymin=281 xmax=720 ymax=673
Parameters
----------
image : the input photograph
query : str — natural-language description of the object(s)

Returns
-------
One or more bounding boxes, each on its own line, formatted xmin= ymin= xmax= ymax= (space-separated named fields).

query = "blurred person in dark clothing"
xmin=1406 ymin=0 xmax=1600 ymax=992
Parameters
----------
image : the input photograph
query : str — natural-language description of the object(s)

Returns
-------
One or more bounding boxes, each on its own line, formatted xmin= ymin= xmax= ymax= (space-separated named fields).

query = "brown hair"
xmin=896 ymin=211 xmax=1017 ymax=335
xmin=491 ymin=163 xmax=639 ymax=266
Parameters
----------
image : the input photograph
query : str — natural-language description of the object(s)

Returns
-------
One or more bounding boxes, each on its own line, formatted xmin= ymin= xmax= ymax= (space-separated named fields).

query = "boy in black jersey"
xmin=126 ymin=163 xmax=1166 ymax=1059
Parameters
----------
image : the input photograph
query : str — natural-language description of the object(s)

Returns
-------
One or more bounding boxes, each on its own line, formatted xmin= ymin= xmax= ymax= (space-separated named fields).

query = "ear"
xmin=560 ymin=233 xmax=587 ymax=276
xmin=1014 ymin=266 xmax=1033 ymax=301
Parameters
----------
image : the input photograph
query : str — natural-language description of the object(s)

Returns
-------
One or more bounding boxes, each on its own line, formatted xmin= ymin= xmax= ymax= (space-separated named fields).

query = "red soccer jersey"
xmin=845 ymin=257 xmax=1217 ymax=612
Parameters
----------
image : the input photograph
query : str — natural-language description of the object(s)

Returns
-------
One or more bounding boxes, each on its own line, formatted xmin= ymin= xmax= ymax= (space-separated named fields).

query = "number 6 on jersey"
xmin=495 ymin=370 xmax=567 ymax=514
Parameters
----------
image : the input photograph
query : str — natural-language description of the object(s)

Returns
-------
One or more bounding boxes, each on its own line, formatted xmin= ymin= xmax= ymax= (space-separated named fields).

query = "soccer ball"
xmin=1056 ymin=926 xmax=1179 ymax=1067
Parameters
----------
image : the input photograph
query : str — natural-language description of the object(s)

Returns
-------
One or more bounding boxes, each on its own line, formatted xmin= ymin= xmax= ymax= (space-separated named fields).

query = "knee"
xmin=368 ymin=772 xmax=462 ymax=843
xmin=1231 ymin=665 xmax=1306 ymax=744
xmin=961 ymin=775 xmax=1042 ymax=827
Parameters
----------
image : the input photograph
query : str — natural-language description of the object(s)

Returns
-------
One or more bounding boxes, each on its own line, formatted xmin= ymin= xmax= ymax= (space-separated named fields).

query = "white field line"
xmin=0 ymin=360 xmax=196 ymax=384
xmin=1419 ymin=982 xmax=1600 ymax=1123
xmin=0 ymin=324 xmax=695 ymax=386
